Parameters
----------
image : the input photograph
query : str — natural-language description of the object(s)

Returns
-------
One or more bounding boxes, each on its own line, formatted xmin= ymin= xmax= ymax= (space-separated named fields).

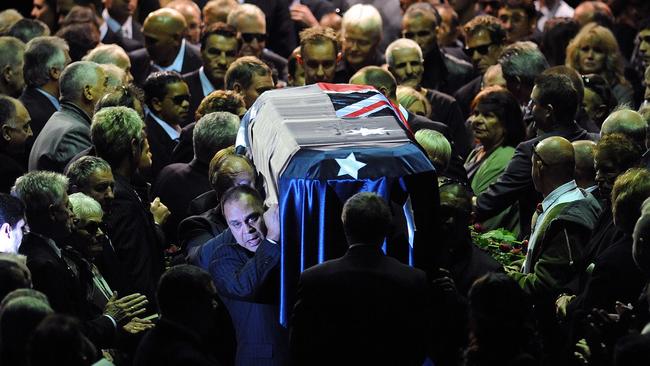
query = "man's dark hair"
xmin=157 ymin=265 xmax=214 ymax=320
xmin=0 ymin=260 xmax=32 ymax=301
xmin=220 ymin=184 xmax=263 ymax=211
xmin=502 ymin=0 xmax=537 ymax=19
xmin=595 ymin=133 xmax=643 ymax=171
xmin=225 ymin=56 xmax=271 ymax=91
xmin=341 ymin=192 xmax=391 ymax=246
xmin=463 ymin=15 xmax=506 ymax=45
xmin=533 ymin=73 xmax=578 ymax=124
xmin=0 ymin=193 xmax=25 ymax=228
xmin=540 ymin=18 xmax=579 ymax=67
xmin=200 ymin=22 xmax=238 ymax=52
xmin=640 ymin=18 xmax=650 ymax=32
xmin=581 ymin=74 xmax=617 ymax=113
xmin=28 ymin=314 xmax=95 ymax=366
xmin=214 ymin=155 xmax=255 ymax=198
xmin=23 ymin=36 xmax=69 ymax=88
xmin=142 ymin=71 xmax=184 ymax=109
xmin=65 ymin=156 xmax=111 ymax=190
xmin=7 ymin=19 xmax=50 ymax=43
xmin=0 ymin=95 xmax=17 ymax=129
xmin=543 ymin=65 xmax=584 ymax=103
xmin=439 ymin=182 xmax=472 ymax=221
xmin=55 ymin=22 xmax=99 ymax=62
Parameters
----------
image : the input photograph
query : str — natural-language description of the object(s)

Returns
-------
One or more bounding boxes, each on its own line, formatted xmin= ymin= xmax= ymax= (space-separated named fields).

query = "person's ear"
xmin=49 ymin=66 xmax=62 ymax=81
xmin=296 ymin=54 xmax=304 ymax=65
xmin=2 ymin=65 xmax=12 ymax=84
xmin=336 ymin=52 xmax=342 ymax=64
xmin=232 ymin=82 xmax=243 ymax=95
xmin=130 ymin=137 xmax=141 ymax=159
xmin=0 ymin=222 xmax=11 ymax=240
xmin=83 ymin=84 xmax=94 ymax=102
xmin=546 ymin=103 xmax=555 ymax=120
xmin=378 ymin=86 xmax=390 ymax=99
xmin=151 ymin=97 xmax=163 ymax=113
xmin=1 ymin=124 xmax=11 ymax=142
xmin=48 ymin=203 xmax=57 ymax=221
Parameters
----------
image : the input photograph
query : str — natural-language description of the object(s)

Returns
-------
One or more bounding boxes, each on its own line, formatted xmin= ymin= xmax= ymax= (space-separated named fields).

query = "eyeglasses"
xmin=168 ymin=94 xmax=191 ymax=105
xmin=464 ymin=43 xmax=493 ymax=56
xmin=403 ymin=30 xmax=435 ymax=39
xmin=241 ymin=33 xmax=267 ymax=43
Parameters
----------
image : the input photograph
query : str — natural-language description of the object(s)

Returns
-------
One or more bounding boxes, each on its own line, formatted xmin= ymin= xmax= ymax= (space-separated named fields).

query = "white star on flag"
xmin=335 ymin=153 xmax=366 ymax=179
xmin=346 ymin=127 xmax=388 ymax=136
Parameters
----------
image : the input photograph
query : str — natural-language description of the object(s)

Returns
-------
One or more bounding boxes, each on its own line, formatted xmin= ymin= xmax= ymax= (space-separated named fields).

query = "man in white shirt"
xmin=535 ymin=0 xmax=574 ymax=32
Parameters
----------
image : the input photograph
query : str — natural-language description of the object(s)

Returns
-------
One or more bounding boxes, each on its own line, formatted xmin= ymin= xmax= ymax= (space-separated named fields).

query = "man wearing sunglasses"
xmin=453 ymin=15 xmax=506 ymax=118
xmin=401 ymin=3 xmax=474 ymax=95
xmin=183 ymin=22 xmax=239 ymax=122
xmin=227 ymin=4 xmax=288 ymax=86
xmin=128 ymin=8 xmax=202 ymax=86
xmin=143 ymin=71 xmax=191 ymax=178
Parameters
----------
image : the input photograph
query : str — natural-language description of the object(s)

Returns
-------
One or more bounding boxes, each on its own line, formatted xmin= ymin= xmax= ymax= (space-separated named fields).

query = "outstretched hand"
xmin=104 ymin=292 xmax=149 ymax=325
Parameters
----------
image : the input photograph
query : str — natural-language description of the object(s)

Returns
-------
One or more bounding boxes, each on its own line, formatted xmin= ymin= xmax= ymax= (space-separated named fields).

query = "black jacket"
xmin=145 ymin=114 xmax=179 ymax=179
xmin=129 ymin=42 xmax=202 ymax=86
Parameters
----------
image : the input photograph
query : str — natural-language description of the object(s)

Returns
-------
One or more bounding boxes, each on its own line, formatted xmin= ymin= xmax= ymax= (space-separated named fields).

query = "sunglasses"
xmin=464 ymin=43 xmax=493 ymax=56
xmin=241 ymin=33 xmax=267 ymax=43
xmin=403 ymin=30 xmax=434 ymax=39
xmin=168 ymin=94 xmax=191 ymax=105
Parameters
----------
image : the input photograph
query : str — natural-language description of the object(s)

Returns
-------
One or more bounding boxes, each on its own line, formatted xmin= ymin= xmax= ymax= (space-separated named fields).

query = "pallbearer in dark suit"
xmin=128 ymin=8 xmax=202 ymax=87
xmin=209 ymin=186 xmax=288 ymax=366
xmin=290 ymin=192 xmax=430 ymax=365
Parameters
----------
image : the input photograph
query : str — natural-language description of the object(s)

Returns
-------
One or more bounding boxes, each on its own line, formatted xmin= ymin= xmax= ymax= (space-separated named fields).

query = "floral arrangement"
xmin=470 ymin=224 xmax=528 ymax=266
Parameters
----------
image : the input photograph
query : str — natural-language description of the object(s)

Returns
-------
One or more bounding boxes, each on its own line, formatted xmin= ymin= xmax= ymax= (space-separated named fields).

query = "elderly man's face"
xmin=143 ymin=19 xmax=184 ymax=66
xmin=594 ymin=150 xmax=620 ymax=199
xmin=402 ymin=16 xmax=437 ymax=55
xmin=224 ymin=193 xmax=266 ymax=252
xmin=203 ymin=33 xmax=239 ymax=84
xmin=84 ymin=168 xmax=115 ymax=213
xmin=176 ymin=4 xmax=202 ymax=44
xmin=5 ymin=52 xmax=25 ymax=98
xmin=89 ymin=68 xmax=108 ymax=108
xmin=157 ymin=81 xmax=190 ymax=125
xmin=72 ymin=211 xmax=105 ymax=260
xmin=342 ymin=24 xmax=379 ymax=67
xmin=498 ymin=7 xmax=533 ymax=43
xmin=113 ymin=53 xmax=133 ymax=83
xmin=639 ymin=29 xmax=650 ymax=69
xmin=51 ymin=193 xmax=75 ymax=237
xmin=389 ymin=47 xmax=423 ymax=88
xmin=237 ymin=15 xmax=266 ymax=58
xmin=2 ymin=100 xmax=32 ymax=154
xmin=465 ymin=29 xmax=501 ymax=74
xmin=301 ymin=41 xmax=338 ymax=84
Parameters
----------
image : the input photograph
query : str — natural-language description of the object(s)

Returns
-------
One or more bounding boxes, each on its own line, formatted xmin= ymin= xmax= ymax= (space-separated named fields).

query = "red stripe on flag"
xmin=343 ymin=100 xmax=390 ymax=118
xmin=316 ymin=82 xmax=376 ymax=93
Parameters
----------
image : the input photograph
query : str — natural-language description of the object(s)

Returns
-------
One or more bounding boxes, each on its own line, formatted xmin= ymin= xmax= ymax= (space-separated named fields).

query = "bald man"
xmin=128 ymin=8 xmax=202 ymax=86
xmin=601 ymin=109 xmax=648 ymax=151
xmin=572 ymin=140 xmax=597 ymax=193
xmin=506 ymin=136 xmax=601 ymax=299
xmin=165 ymin=0 xmax=202 ymax=45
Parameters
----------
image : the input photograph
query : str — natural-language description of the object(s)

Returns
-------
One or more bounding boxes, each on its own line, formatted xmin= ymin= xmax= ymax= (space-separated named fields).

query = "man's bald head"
xmin=601 ymin=109 xmax=648 ymax=150
xmin=349 ymin=66 xmax=398 ymax=102
xmin=572 ymin=140 xmax=596 ymax=189
xmin=143 ymin=9 xmax=187 ymax=67
xmin=532 ymin=136 xmax=575 ymax=195
xmin=165 ymin=0 xmax=202 ymax=44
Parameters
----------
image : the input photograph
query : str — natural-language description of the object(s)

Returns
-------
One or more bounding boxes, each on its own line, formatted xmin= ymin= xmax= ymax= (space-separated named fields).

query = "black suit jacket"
xmin=246 ymin=0 xmax=296 ymax=59
xmin=289 ymin=245 xmax=430 ymax=365
xmin=19 ymin=86 xmax=57 ymax=154
xmin=475 ymin=124 xmax=599 ymax=237
xmin=134 ymin=318 xmax=221 ymax=366
xmin=153 ymin=159 xmax=212 ymax=243
xmin=170 ymin=122 xmax=195 ymax=164
xmin=0 ymin=151 xmax=25 ymax=193
xmin=18 ymin=233 xmax=115 ymax=347
xmin=104 ymin=174 xmax=165 ymax=304
xmin=183 ymin=70 xmax=204 ymax=125
xmin=178 ymin=205 xmax=227 ymax=251
xmin=145 ymin=114 xmax=179 ymax=179
xmin=453 ymin=76 xmax=482 ymax=120
xmin=426 ymin=89 xmax=472 ymax=158
xmin=101 ymin=27 xmax=143 ymax=52
xmin=187 ymin=190 xmax=220 ymax=216
xmin=129 ymin=42 xmax=203 ymax=86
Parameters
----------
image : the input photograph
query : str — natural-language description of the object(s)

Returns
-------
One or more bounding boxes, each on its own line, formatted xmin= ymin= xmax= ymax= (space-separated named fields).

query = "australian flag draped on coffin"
xmin=244 ymin=83 xmax=440 ymax=326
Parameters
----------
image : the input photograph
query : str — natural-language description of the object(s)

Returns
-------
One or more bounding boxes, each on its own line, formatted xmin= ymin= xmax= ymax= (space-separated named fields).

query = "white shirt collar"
xmin=541 ymin=180 xmax=580 ymax=213
xmin=36 ymin=88 xmax=61 ymax=111
xmin=102 ymin=8 xmax=133 ymax=39
xmin=153 ymin=38 xmax=186 ymax=73
xmin=99 ymin=22 xmax=108 ymax=41
xmin=150 ymin=112 xmax=181 ymax=141
xmin=198 ymin=67 xmax=216 ymax=97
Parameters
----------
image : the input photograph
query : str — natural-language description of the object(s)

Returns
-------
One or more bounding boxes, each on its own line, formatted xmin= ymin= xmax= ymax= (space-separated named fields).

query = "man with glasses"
xmin=0 ymin=96 xmax=32 ymax=193
xmin=183 ymin=22 xmax=239 ymax=122
xmin=401 ymin=3 xmax=474 ymax=95
xmin=128 ymin=8 xmax=202 ymax=86
xmin=453 ymin=15 xmax=506 ymax=118
xmin=474 ymin=73 xmax=597 ymax=238
xmin=142 ymin=71 xmax=191 ymax=178
xmin=227 ymin=4 xmax=288 ymax=87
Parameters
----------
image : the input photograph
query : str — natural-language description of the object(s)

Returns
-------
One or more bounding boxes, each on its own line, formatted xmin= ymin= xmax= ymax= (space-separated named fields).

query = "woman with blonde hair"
xmin=397 ymin=85 xmax=432 ymax=118
xmin=565 ymin=22 xmax=633 ymax=105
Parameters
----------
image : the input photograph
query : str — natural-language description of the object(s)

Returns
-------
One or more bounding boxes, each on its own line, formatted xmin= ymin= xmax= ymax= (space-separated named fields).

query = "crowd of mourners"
xmin=1 ymin=0 xmax=650 ymax=365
